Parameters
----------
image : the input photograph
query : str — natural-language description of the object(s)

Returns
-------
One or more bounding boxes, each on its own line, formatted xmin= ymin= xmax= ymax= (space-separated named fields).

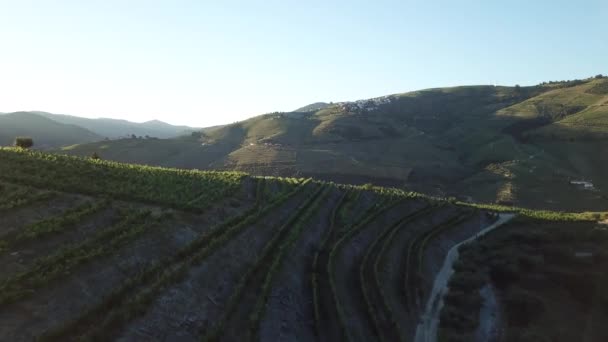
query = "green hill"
xmin=0 ymin=148 xmax=603 ymax=341
xmin=0 ymin=112 xmax=102 ymax=148
xmin=60 ymin=77 xmax=608 ymax=211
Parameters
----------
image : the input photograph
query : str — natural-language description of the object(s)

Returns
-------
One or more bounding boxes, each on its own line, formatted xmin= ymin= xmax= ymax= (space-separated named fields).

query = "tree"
xmin=131 ymin=134 xmax=137 ymax=139
xmin=596 ymin=74 xmax=604 ymax=79
xmin=14 ymin=137 xmax=33 ymax=149
xmin=91 ymin=152 xmax=101 ymax=160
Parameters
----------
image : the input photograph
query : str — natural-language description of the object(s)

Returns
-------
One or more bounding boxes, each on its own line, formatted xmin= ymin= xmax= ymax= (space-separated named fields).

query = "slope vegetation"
xmin=61 ymin=77 xmax=608 ymax=210
xmin=0 ymin=148 xmax=602 ymax=341
xmin=440 ymin=217 xmax=608 ymax=341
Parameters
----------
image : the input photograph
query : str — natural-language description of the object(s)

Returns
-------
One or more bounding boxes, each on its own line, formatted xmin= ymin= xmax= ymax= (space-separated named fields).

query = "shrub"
xmin=509 ymin=328 xmax=551 ymax=342
xmin=91 ymin=152 xmax=101 ymax=160
xmin=444 ymin=290 xmax=482 ymax=310
xmin=504 ymin=288 xmax=545 ymax=326
xmin=14 ymin=137 xmax=33 ymax=149
xmin=448 ymin=271 xmax=485 ymax=290
xmin=439 ymin=307 xmax=478 ymax=331
xmin=361 ymin=183 xmax=374 ymax=190
xmin=489 ymin=260 xmax=519 ymax=287
xmin=517 ymin=253 xmax=544 ymax=270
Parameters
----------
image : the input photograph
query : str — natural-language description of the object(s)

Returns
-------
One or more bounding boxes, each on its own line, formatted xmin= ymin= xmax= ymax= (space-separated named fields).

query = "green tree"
xmin=14 ymin=137 xmax=34 ymax=149
xmin=91 ymin=152 xmax=101 ymax=160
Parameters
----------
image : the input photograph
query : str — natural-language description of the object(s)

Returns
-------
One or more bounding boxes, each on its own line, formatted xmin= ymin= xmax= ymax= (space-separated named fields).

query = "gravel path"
xmin=475 ymin=284 xmax=501 ymax=342
xmin=414 ymin=213 xmax=515 ymax=342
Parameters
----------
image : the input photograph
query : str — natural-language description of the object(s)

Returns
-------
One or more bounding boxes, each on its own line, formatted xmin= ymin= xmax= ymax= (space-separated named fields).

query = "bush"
xmin=489 ymin=260 xmax=519 ymax=287
xmin=509 ymin=328 xmax=551 ymax=342
xmin=361 ymin=183 xmax=374 ymax=190
xmin=14 ymin=137 xmax=34 ymax=149
xmin=517 ymin=253 xmax=544 ymax=270
xmin=444 ymin=290 xmax=482 ymax=310
xmin=448 ymin=271 xmax=485 ymax=290
xmin=440 ymin=307 xmax=478 ymax=331
xmin=504 ymin=288 xmax=545 ymax=326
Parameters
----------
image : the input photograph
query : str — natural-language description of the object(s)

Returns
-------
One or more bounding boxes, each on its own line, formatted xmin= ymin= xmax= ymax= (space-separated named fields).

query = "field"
xmin=0 ymin=148 xmax=604 ymax=341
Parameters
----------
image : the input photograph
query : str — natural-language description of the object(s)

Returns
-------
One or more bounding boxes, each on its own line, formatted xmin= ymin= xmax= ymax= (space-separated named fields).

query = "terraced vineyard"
xmin=0 ymin=148 xmax=603 ymax=341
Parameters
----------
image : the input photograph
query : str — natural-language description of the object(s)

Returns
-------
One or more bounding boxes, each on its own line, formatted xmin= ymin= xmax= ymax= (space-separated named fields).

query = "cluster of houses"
xmin=338 ymin=95 xmax=395 ymax=113
xmin=570 ymin=180 xmax=595 ymax=190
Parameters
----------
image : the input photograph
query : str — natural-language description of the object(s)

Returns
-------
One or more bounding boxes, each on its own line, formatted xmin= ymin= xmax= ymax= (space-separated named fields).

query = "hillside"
xmin=0 ymin=148 xmax=604 ymax=341
xmin=33 ymin=111 xmax=197 ymax=139
xmin=440 ymin=217 xmax=608 ymax=341
xmin=293 ymin=102 xmax=331 ymax=112
xmin=61 ymin=77 xmax=608 ymax=211
xmin=0 ymin=112 xmax=101 ymax=148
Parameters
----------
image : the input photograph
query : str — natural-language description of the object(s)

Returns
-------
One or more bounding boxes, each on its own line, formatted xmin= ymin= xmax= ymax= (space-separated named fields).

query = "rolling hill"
xmin=33 ymin=111 xmax=198 ymax=139
xmin=61 ymin=76 xmax=608 ymax=211
xmin=0 ymin=112 xmax=102 ymax=148
xmin=0 ymin=147 xmax=604 ymax=341
xmin=0 ymin=111 xmax=200 ymax=148
xmin=293 ymin=102 xmax=331 ymax=112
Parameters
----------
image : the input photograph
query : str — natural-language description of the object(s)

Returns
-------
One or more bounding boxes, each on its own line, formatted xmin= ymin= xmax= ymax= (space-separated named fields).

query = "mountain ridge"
xmin=0 ymin=112 xmax=102 ymax=148
xmin=31 ymin=111 xmax=198 ymax=139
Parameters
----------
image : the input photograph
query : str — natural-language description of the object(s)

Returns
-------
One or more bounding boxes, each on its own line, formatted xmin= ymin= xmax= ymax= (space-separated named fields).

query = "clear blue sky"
xmin=1 ymin=0 xmax=606 ymax=127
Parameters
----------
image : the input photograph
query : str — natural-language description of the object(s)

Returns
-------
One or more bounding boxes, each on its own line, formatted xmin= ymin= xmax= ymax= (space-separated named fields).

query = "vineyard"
xmin=0 ymin=148 xmax=603 ymax=341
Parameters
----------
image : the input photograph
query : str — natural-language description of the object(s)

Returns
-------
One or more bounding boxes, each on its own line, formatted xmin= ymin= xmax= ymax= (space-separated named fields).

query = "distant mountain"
xmin=32 ymin=111 xmax=197 ymax=139
xmin=60 ymin=76 xmax=608 ymax=211
xmin=293 ymin=102 xmax=331 ymax=112
xmin=0 ymin=112 xmax=101 ymax=148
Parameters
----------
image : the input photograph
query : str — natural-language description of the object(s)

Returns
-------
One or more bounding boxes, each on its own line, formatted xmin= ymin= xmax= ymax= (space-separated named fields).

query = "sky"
xmin=1 ymin=0 xmax=606 ymax=127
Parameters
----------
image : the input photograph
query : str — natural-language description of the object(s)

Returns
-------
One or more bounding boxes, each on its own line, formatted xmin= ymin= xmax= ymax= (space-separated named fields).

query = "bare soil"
xmin=359 ymin=200 xmax=429 ymax=342
xmin=475 ymin=283 xmax=501 ymax=342
xmin=421 ymin=211 xmax=492 ymax=283
xmin=332 ymin=201 xmax=422 ymax=342
xmin=0 ymin=207 xmax=119 ymax=283
xmin=0 ymin=193 xmax=255 ymax=341
xmin=218 ymin=185 xmax=324 ymax=342
xmin=257 ymin=189 xmax=342 ymax=342
xmin=377 ymin=205 xmax=462 ymax=339
xmin=314 ymin=190 xmax=378 ymax=342
xmin=115 ymin=187 xmax=314 ymax=341
xmin=0 ymin=193 xmax=87 ymax=237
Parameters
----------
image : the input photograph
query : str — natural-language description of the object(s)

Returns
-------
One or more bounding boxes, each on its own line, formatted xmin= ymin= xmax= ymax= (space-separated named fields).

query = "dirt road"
xmin=414 ymin=213 xmax=515 ymax=342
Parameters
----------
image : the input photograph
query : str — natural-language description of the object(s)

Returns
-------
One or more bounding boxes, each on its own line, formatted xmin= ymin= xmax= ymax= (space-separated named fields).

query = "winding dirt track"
xmin=414 ymin=213 xmax=515 ymax=342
